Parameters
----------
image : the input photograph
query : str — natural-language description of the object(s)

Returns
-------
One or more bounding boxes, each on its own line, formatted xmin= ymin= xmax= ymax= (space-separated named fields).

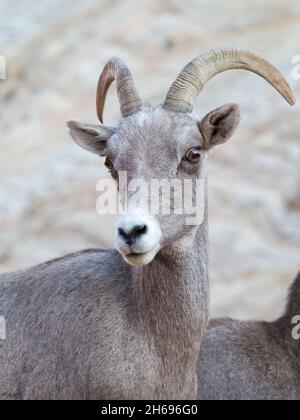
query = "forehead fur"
xmin=106 ymin=105 xmax=202 ymax=160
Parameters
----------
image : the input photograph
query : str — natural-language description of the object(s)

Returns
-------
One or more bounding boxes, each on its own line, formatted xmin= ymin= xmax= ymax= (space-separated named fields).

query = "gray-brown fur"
xmin=0 ymin=49 xmax=294 ymax=400
xmin=197 ymin=272 xmax=300 ymax=400
xmin=0 ymin=244 xmax=207 ymax=399
xmin=0 ymin=102 xmax=240 ymax=400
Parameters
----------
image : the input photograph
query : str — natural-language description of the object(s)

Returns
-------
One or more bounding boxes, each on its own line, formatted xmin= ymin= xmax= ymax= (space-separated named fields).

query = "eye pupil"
xmin=186 ymin=148 xmax=201 ymax=163
xmin=105 ymin=159 xmax=113 ymax=170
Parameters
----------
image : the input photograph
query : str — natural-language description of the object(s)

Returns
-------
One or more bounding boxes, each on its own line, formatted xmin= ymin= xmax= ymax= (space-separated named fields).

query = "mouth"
xmin=121 ymin=245 xmax=160 ymax=266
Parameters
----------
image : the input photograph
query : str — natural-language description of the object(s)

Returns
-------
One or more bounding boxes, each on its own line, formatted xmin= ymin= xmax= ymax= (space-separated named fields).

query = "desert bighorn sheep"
xmin=197 ymin=272 xmax=300 ymax=400
xmin=0 ymin=48 xmax=295 ymax=400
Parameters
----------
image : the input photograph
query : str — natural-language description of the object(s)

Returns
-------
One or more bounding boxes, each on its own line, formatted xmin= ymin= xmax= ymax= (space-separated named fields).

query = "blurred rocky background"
xmin=0 ymin=0 xmax=299 ymax=321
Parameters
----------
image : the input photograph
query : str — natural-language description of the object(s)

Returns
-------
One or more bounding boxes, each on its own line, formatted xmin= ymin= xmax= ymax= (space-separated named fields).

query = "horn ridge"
xmin=163 ymin=48 xmax=296 ymax=113
xmin=96 ymin=57 xmax=142 ymax=123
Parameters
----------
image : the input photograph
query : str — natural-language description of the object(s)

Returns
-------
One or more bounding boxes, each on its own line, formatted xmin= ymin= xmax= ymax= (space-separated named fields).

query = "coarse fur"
xmin=197 ymin=272 xmax=300 ymax=400
xmin=2 ymin=46 xmax=294 ymax=399
xmin=0 ymin=103 xmax=240 ymax=400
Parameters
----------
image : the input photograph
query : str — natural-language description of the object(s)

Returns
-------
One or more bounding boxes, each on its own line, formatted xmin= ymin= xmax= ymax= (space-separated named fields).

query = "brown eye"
xmin=104 ymin=158 xmax=113 ymax=170
xmin=185 ymin=147 xmax=202 ymax=164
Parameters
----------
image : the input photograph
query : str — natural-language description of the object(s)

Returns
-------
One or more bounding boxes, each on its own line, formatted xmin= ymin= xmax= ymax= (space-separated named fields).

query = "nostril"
xmin=118 ymin=228 xmax=126 ymax=237
xmin=118 ymin=228 xmax=128 ymax=239
xmin=118 ymin=228 xmax=133 ymax=246
xmin=118 ymin=225 xmax=147 ymax=246
xmin=132 ymin=225 xmax=147 ymax=237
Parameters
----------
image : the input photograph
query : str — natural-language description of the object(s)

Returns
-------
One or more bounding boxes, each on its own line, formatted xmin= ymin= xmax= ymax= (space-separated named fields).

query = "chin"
xmin=121 ymin=245 xmax=160 ymax=267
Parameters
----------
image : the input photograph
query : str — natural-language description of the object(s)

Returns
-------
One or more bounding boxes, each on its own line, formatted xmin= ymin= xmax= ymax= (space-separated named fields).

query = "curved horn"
xmin=96 ymin=57 xmax=142 ymax=123
xmin=163 ymin=48 xmax=296 ymax=113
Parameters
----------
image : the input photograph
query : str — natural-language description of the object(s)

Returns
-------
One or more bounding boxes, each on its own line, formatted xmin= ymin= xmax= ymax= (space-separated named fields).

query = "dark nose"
xmin=118 ymin=225 xmax=147 ymax=247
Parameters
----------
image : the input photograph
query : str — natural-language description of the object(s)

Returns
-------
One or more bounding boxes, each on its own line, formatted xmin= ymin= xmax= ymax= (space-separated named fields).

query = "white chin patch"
xmin=122 ymin=245 xmax=160 ymax=267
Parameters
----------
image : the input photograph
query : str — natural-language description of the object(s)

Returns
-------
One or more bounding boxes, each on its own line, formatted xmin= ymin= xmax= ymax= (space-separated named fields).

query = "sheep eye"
xmin=184 ymin=147 xmax=202 ymax=163
xmin=104 ymin=158 xmax=113 ymax=170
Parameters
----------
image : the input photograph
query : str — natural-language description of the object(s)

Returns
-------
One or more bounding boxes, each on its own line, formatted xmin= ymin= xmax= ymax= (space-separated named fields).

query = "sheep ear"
xmin=199 ymin=103 xmax=240 ymax=149
xmin=67 ymin=121 xmax=116 ymax=156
